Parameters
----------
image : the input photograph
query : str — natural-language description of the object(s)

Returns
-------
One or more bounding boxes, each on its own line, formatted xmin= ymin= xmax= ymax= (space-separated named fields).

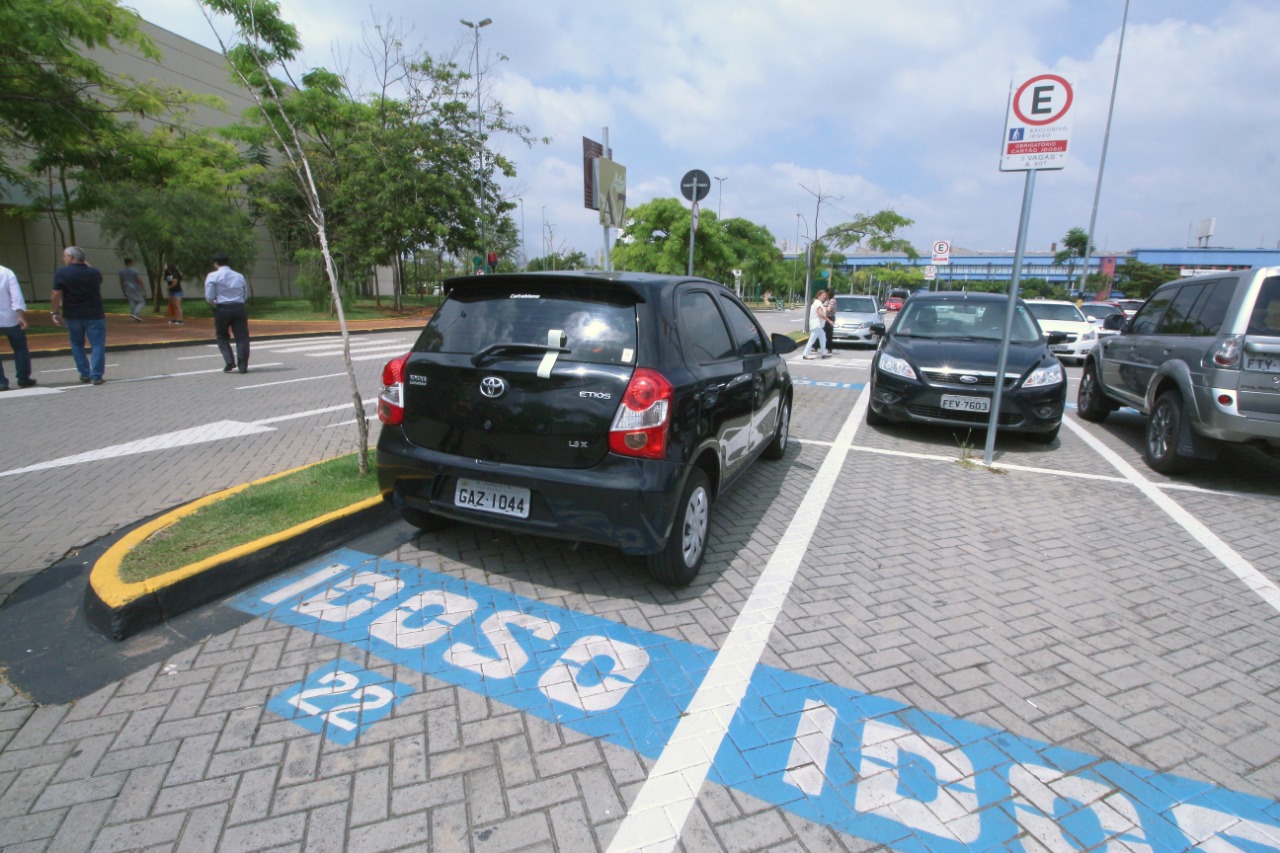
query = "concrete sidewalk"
xmin=2 ymin=309 xmax=431 ymax=358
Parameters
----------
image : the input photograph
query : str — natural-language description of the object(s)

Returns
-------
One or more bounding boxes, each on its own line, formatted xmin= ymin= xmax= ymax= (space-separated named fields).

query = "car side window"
xmin=1186 ymin=279 xmax=1235 ymax=336
xmin=718 ymin=293 xmax=767 ymax=356
xmin=1246 ymin=277 xmax=1280 ymax=336
xmin=1128 ymin=288 xmax=1175 ymax=336
xmin=678 ymin=290 xmax=737 ymax=363
xmin=1155 ymin=283 xmax=1205 ymax=335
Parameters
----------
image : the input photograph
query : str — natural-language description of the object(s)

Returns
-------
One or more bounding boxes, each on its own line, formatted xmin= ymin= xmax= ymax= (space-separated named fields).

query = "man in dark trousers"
xmin=204 ymin=252 xmax=250 ymax=373
xmin=50 ymin=246 xmax=108 ymax=385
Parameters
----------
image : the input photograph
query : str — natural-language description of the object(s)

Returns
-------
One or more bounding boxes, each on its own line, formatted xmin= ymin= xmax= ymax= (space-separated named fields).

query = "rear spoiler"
xmin=442 ymin=271 xmax=648 ymax=302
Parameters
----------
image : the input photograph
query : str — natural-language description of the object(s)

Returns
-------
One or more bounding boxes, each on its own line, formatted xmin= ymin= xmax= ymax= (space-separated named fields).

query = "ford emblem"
xmin=959 ymin=375 xmax=979 ymax=384
xmin=480 ymin=376 xmax=507 ymax=399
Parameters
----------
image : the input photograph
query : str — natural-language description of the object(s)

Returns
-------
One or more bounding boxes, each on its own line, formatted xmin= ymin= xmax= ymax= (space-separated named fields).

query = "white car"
xmin=1080 ymin=301 xmax=1125 ymax=338
xmin=1026 ymin=299 xmax=1098 ymax=364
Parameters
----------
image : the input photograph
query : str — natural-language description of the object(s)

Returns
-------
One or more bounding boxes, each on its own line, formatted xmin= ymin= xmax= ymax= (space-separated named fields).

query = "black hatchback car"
xmin=376 ymin=271 xmax=797 ymax=585
xmin=866 ymin=291 xmax=1067 ymax=443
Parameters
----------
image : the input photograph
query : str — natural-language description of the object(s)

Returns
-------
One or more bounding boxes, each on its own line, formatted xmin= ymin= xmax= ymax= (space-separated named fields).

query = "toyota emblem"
xmin=959 ymin=375 xmax=979 ymax=384
xmin=480 ymin=376 xmax=507 ymax=399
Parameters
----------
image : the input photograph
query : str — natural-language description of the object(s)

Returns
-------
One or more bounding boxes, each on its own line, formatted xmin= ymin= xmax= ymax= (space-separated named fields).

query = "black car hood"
xmin=886 ymin=336 xmax=1050 ymax=374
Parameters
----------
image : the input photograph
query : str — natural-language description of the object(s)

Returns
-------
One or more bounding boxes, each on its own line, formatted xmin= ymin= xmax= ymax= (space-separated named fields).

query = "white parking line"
xmin=606 ymin=380 xmax=870 ymax=852
xmin=1062 ymin=416 xmax=1280 ymax=614
xmin=236 ymin=372 xmax=347 ymax=389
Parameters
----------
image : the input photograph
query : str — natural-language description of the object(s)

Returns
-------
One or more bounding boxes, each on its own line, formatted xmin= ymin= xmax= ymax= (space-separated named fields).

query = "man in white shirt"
xmin=0 ymin=263 xmax=36 ymax=390
xmin=204 ymin=253 xmax=251 ymax=373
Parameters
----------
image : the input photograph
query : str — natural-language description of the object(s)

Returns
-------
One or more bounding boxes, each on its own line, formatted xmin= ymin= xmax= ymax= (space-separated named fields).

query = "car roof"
xmin=909 ymin=291 xmax=1011 ymax=303
xmin=1026 ymin=299 xmax=1076 ymax=306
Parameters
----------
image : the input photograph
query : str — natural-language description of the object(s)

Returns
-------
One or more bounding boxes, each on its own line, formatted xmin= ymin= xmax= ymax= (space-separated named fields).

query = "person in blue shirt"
xmin=204 ymin=253 xmax=251 ymax=373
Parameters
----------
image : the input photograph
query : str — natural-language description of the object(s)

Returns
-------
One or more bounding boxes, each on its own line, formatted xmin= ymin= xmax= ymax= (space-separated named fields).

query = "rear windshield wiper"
xmin=471 ymin=341 xmax=571 ymax=366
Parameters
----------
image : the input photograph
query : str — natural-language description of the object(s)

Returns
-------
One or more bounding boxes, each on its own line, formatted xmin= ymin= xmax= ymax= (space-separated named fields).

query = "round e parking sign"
xmin=1012 ymin=74 xmax=1073 ymax=126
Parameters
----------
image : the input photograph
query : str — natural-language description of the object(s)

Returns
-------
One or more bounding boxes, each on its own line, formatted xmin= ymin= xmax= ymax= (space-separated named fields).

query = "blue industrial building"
xmin=781 ymin=246 xmax=1280 ymax=285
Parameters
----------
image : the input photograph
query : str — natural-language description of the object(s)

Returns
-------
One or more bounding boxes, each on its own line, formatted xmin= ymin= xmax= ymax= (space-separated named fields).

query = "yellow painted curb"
xmin=90 ymin=458 xmax=381 ymax=609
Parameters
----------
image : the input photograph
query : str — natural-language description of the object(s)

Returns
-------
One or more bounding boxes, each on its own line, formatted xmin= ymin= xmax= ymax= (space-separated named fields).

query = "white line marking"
xmin=606 ymin=391 xmax=868 ymax=852
xmin=176 ymin=354 xmax=227 ymax=361
xmin=307 ymin=347 xmax=409 ymax=359
xmin=0 ymin=421 xmax=276 ymax=478
xmin=237 ymin=372 xmax=347 ymax=389
xmin=39 ymin=364 xmax=120 ymax=373
xmin=782 ymin=699 xmax=837 ymax=797
xmin=114 ymin=363 xmax=285 ymax=383
xmin=251 ymin=400 xmax=375 ymax=426
xmin=1062 ymin=416 xmax=1280 ymax=613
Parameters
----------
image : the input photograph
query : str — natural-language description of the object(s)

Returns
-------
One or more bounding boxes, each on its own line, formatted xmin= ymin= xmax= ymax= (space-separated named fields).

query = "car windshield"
xmin=416 ymin=282 xmax=638 ymax=365
xmin=836 ymin=296 xmax=877 ymax=313
xmin=894 ymin=300 xmax=1041 ymax=343
xmin=1029 ymin=303 xmax=1087 ymax=322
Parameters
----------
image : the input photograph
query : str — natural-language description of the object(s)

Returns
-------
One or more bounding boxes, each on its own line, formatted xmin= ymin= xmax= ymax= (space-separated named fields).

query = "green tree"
xmin=719 ymin=217 xmax=785 ymax=297
xmin=1053 ymin=227 xmax=1093 ymax=292
xmin=527 ymin=251 xmax=589 ymax=271
xmin=1113 ymin=258 xmax=1178 ymax=299
xmin=611 ymin=198 xmax=734 ymax=279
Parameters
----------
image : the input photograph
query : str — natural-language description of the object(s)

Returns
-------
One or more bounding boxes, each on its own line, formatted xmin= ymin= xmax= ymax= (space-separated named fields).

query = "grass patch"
xmin=119 ymin=453 xmax=379 ymax=584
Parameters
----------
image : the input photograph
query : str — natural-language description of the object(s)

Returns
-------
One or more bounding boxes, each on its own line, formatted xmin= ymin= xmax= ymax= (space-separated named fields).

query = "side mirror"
xmin=879 ymin=308 xmax=888 ymax=314
xmin=1102 ymin=314 xmax=1126 ymax=331
xmin=870 ymin=322 xmax=887 ymax=336
xmin=1046 ymin=331 xmax=1068 ymax=345
xmin=771 ymin=333 xmax=799 ymax=355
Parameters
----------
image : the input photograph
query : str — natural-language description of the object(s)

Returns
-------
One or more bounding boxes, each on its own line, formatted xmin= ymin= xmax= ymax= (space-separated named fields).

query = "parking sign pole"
xmin=983 ymin=168 xmax=1036 ymax=466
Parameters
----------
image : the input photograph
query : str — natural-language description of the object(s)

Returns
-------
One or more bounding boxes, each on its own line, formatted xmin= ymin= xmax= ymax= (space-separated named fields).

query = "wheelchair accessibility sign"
xmin=232 ymin=551 xmax=1280 ymax=851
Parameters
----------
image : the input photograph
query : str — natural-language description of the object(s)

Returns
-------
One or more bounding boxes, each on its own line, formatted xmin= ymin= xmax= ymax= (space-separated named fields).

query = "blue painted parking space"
xmin=231 ymin=550 xmax=1280 ymax=851
xmin=791 ymin=378 xmax=865 ymax=390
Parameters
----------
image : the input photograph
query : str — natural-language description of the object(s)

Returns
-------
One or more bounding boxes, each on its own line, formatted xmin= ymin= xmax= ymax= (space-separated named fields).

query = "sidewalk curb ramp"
xmin=83 ymin=463 xmax=397 ymax=640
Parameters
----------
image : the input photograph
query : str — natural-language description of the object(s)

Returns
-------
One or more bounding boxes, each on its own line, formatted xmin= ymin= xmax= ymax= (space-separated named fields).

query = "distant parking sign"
xmin=1000 ymin=74 xmax=1073 ymax=171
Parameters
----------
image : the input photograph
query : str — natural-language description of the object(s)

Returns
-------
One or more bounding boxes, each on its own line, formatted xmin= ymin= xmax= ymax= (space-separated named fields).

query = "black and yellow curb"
xmin=83 ymin=463 xmax=397 ymax=641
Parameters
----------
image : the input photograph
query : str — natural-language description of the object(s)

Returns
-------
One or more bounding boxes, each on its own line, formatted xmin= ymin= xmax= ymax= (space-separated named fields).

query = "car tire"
xmin=1076 ymin=362 xmax=1112 ymax=422
xmin=762 ymin=399 xmax=790 ymax=460
xmin=400 ymin=505 xmax=451 ymax=532
xmin=646 ymin=468 xmax=712 ymax=587
xmin=1144 ymin=390 xmax=1191 ymax=475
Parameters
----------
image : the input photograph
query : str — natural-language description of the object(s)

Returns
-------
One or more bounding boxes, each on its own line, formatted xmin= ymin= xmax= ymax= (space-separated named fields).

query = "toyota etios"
xmin=376 ymin=272 xmax=797 ymax=586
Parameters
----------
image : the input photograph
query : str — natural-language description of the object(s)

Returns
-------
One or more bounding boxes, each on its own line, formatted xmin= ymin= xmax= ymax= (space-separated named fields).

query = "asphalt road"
xmin=2 ymin=323 xmax=1279 ymax=851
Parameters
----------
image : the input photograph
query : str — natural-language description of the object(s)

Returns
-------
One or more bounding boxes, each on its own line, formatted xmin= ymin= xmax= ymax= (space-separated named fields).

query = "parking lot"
xmin=2 ymin=327 xmax=1279 ymax=851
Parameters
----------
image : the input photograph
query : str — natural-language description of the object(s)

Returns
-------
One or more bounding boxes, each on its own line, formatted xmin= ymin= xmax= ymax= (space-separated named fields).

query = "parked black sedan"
xmin=865 ymin=291 xmax=1067 ymax=443
xmin=376 ymin=271 xmax=797 ymax=586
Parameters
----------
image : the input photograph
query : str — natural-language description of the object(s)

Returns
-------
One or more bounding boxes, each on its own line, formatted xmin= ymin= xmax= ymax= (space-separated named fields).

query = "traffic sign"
xmin=1000 ymin=74 xmax=1073 ymax=172
xmin=932 ymin=240 xmax=951 ymax=265
xmin=680 ymin=169 xmax=711 ymax=202
xmin=924 ymin=266 xmax=937 ymax=281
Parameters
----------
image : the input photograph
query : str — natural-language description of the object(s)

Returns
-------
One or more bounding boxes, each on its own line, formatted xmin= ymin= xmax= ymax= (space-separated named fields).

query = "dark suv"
xmin=1078 ymin=267 xmax=1280 ymax=473
xmin=376 ymin=271 xmax=797 ymax=585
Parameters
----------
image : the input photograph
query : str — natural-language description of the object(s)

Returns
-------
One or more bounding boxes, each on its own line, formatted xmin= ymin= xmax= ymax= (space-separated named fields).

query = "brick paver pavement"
xmin=2 ymin=341 xmax=1279 ymax=851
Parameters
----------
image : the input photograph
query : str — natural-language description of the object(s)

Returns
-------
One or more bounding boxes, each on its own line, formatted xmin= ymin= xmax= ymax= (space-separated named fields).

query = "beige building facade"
xmin=0 ymin=20 xmax=298 ymax=303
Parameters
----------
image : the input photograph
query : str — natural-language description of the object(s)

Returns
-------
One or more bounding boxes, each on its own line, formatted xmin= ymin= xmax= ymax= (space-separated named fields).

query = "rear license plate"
xmin=940 ymin=395 xmax=990 ymax=413
xmin=454 ymin=479 xmax=530 ymax=518
xmin=1245 ymin=355 xmax=1280 ymax=373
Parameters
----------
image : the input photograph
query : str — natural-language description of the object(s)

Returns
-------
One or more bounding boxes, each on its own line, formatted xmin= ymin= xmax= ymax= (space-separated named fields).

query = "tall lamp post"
xmin=714 ymin=176 xmax=727 ymax=219
xmin=461 ymin=17 xmax=492 ymax=272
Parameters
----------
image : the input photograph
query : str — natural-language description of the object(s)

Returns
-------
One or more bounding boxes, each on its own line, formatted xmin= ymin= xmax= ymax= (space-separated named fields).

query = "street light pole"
xmin=714 ymin=176 xmax=727 ymax=219
xmin=461 ymin=17 xmax=492 ymax=272
xmin=1080 ymin=0 xmax=1129 ymax=298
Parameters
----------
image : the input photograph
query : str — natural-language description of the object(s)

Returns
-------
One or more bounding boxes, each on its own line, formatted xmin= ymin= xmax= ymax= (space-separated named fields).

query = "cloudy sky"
xmin=124 ymin=0 xmax=1280 ymax=263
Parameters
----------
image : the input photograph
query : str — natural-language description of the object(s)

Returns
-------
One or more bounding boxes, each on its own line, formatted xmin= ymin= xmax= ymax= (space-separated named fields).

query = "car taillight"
xmin=1212 ymin=335 xmax=1243 ymax=368
xmin=378 ymin=353 xmax=410 ymax=425
xmin=609 ymin=368 xmax=673 ymax=459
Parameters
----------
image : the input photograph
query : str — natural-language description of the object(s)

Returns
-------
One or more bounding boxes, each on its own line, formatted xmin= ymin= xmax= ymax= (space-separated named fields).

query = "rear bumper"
xmin=376 ymin=430 xmax=688 ymax=555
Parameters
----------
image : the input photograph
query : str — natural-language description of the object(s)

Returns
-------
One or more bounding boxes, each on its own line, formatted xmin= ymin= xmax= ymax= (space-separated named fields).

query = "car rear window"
xmin=1247 ymin=277 xmax=1280 ymax=336
xmin=415 ymin=282 xmax=638 ymax=365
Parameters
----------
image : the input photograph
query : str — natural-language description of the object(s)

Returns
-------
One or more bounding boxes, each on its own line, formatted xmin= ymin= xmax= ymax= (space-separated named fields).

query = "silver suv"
xmin=1077 ymin=267 xmax=1280 ymax=473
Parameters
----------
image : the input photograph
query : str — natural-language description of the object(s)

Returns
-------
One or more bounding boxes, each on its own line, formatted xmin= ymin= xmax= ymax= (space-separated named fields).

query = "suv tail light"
xmin=609 ymin=368 xmax=673 ymax=459
xmin=378 ymin=353 xmax=410 ymax=425
xmin=1212 ymin=335 xmax=1243 ymax=368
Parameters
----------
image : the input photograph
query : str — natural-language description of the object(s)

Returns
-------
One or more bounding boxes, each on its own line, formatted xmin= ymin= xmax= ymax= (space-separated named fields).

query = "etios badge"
xmin=480 ymin=376 xmax=507 ymax=399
